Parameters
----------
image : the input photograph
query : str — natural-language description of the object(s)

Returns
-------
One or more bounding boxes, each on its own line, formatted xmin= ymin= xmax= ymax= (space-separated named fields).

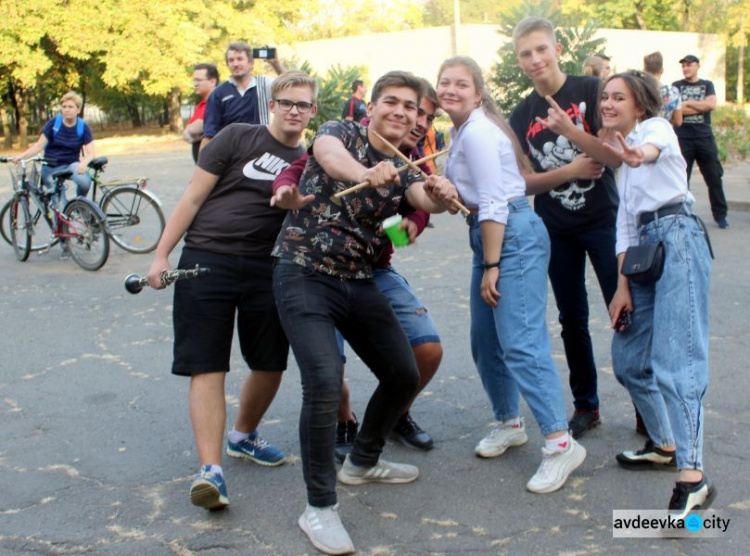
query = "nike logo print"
xmin=243 ymin=153 xmax=291 ymax=181
xmin=243 ymin=158 xmax=279 ymax=181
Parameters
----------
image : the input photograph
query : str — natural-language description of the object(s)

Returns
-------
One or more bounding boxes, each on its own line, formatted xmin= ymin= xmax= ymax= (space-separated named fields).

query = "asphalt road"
xmin=0 ymin=147 xmax=748 ymax=555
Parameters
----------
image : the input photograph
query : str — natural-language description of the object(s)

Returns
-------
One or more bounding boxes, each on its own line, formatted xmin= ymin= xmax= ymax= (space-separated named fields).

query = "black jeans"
xmin=547 ymin=224 xmax=618 ymax=412
xmin=677 ymin=134 xmax=728 ymax=221
xmin=273 ymin=261 xmax=419 ymax=507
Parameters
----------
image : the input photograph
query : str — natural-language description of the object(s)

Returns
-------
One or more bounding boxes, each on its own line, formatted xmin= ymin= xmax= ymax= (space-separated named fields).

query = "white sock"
xmin=502 ymin=417 xmax=521 ymax=428
xmin=228 ymin=429 xmax=251 ymax=444
xmin=545 ymin=432 xmax=571 ymax=454
xmin=208 ymin=464 xmax=223 ymax=476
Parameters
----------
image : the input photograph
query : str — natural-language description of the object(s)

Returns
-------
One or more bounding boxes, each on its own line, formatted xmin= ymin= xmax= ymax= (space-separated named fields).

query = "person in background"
xmin=183 ymin=63 xmax=219 ymax=163
xmin=13 ymin=90 xmax=96 ymax=259
xmin=201 ymin=41 xmax=285 ymax=148
xmin=672 ymin=54 xmax=729 ymax=228
xmin=341 ymin=79 xmax=367 ymax=123
xmin=643 ymin=52 xmax=682 ymax=126
xmin=600 ymin=54 xmax=612 ymax=79
xmin=582 ymin=56 xmax=605 ymax=78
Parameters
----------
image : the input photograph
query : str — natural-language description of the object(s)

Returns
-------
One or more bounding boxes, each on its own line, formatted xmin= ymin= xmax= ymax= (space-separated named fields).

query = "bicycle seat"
xmin=50 ymin=169 xmax=74 ymax=181
xmin=89 ymin=157 xmax=109 ymax=171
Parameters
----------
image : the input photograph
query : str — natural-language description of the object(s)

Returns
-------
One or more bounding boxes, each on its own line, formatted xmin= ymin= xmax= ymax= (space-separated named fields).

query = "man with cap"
xmin=672 ymin=54 xmax=729 ymax=228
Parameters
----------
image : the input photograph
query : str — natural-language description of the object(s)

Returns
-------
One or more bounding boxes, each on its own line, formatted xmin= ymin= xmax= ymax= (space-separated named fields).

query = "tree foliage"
xmin=489 ymin=1 xmax=606 ymax=115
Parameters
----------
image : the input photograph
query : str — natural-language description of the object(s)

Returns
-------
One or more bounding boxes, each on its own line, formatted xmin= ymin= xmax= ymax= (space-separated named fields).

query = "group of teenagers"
xmin=145 ymin=16 xmax=715 ymax=555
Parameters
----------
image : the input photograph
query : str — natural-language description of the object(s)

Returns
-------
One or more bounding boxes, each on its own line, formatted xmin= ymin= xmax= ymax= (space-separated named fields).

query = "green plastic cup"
xmin=382 ymin=214 xmax=409 ymax=248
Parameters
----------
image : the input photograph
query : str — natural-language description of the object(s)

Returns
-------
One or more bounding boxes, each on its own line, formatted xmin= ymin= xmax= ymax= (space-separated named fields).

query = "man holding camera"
xmin=201 ymin=42 xmax=285 ymax=148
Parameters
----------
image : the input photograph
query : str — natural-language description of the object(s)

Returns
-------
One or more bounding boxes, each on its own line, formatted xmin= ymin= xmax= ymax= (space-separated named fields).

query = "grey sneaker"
xmin=337 ymin=455 xmax=419 ymax=485
xmin=298 ymin=504 xmax=355 ymax=555
xmin=526 ymin=437 xmax=586 ymax=494
xmin=474 ymin=419 xmax=528 ymax=458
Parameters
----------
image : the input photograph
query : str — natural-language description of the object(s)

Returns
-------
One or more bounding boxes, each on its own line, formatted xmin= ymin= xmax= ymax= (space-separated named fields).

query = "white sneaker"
xmin=526 ymin=437 xmax=586 ymax=494
xmin=298 ymin=504 xmax=355 ymax=555
xmin=337 ymin=455 xmax=419 ymax=485
xmin=474 ymin=419 xmax=528 ymax=458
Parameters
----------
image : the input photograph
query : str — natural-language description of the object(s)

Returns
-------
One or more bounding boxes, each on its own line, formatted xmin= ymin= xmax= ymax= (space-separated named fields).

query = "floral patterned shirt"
xmin=271 ymin=120 xmax=421 ymax=279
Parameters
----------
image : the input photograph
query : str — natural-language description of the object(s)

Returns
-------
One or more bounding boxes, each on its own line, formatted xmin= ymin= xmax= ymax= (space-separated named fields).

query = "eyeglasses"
xmin=274 ymin=99 xmax=314 ymax=114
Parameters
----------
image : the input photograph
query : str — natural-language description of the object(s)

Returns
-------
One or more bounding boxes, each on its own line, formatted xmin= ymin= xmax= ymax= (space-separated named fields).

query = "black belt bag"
xmin=622 ymin=241 xmax=665 ymax=284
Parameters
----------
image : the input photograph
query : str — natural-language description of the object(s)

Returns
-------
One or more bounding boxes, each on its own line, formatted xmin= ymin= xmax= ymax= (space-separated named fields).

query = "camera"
xmin=252 ymin=47 xmax=276 ymax=60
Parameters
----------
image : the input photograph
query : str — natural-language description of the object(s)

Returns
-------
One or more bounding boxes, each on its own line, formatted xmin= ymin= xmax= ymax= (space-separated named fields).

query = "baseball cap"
xmin=679 ymin=55 xmax=700 ymax=64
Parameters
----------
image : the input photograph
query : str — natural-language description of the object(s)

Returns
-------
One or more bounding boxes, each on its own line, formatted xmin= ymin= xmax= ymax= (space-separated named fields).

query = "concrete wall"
xmin=289 ymin=25 xmax=726 ymax=104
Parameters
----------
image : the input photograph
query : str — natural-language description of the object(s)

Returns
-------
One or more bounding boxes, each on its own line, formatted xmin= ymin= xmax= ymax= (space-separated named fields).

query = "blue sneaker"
xmin=190 ymin=465 xmax=229 ymax=510
xmin=226 ymin=430 xmax=286 ymax=467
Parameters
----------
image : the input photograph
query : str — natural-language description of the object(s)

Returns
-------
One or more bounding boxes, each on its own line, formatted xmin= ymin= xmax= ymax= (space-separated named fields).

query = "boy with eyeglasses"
xmin=146 ymin=71 xmax=318 ymax=511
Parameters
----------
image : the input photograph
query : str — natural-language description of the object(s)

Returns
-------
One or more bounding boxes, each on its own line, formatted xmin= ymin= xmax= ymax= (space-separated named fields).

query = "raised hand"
xmin=270 ymin=185 xmax=315 ymax=209
xmin=603 ymin=132 xmax=645 ymax=168
xmin=536 ymin=95 xmax=577 ymax=137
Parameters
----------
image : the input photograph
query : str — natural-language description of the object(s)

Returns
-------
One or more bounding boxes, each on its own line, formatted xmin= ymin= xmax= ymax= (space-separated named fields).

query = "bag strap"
xmin=52 ymin=115 xmax=84 ymax=141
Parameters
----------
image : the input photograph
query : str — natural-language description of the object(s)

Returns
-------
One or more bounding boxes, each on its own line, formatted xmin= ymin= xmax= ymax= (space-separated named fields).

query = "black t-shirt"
xmin=187 ymin=124 xmax=305 ymax=257
xmin=672 ymin=79 xmax=715 ymax=139
xmin=509 ymin=75 xmax=618 ymax=235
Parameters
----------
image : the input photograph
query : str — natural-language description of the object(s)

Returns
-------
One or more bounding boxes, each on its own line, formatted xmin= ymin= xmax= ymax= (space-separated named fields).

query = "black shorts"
xmin=172 ymin=248 xmax=289 ymax=376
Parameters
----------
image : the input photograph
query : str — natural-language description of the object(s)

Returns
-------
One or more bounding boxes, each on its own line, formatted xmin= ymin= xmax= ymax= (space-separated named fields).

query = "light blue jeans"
xmin=468 ymin=198 xmax=568 ymax=436
xmin=612 ymin=211 xmax=711 ymax=470
xmin=41 ymin=162 xmax=92 ymax=209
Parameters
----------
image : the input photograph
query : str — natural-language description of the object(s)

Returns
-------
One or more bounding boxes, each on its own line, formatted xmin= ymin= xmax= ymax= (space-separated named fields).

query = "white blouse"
xmin=615 ymin=117 xmax=694 ymax=255
xmin=444 ymin=108 xmax=526 ymax=225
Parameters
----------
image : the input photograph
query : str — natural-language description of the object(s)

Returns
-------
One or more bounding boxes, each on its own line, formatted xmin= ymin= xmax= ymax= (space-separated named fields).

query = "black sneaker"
xmin=616 ymin=439 xmax=677 ymax=470
xmin=669 ymin=476 xmax=717 ymax=520
xmin=568 ymin=408 xmax=601 ymax=439
xmin=334 ymin=416 xmax=358 ymax=463
xmin=390 ymin=412 xmax=433 ymax=451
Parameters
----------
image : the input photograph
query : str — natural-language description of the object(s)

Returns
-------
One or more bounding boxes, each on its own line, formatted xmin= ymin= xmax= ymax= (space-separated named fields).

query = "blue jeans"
xmin=336 ymin=266 xmax=441 ymax=360
xmin=612 ymin=212 xmax=711 ymax=470
xmin=273 ymin=261 xmax=419 ymax=507
xmin=41 ymin=162 xmax=93 ymax=209
xmin=548 ymin=224 xmax=618 ymax=411
xmin=468 ymin=198 xmax=568 ymax=436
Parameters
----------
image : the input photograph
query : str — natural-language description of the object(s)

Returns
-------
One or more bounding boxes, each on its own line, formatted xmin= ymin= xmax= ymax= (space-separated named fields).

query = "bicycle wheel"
xmin=9 ymin=197 xmax=32 ymax=261
xmin=101 ymin=188 xmax=165 ymax=253
xmin=1 ymin=198 xmax=59 ymax=251
xmin=63 ymin=200 xmax=110 ymax=271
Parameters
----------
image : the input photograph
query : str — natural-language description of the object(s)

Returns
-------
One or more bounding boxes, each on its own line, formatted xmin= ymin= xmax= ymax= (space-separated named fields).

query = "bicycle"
xmin=1 ymin=156 xmax=165 ymax=254
xmin=0 ymin=155 xmax=110 ymax=270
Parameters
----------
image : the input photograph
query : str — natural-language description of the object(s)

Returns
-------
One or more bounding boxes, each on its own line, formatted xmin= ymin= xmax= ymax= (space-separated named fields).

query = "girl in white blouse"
xmin=437 ymin=56 xmax=586 ymax=495
xmin=601 ymin=70 xmax=715 ymax=519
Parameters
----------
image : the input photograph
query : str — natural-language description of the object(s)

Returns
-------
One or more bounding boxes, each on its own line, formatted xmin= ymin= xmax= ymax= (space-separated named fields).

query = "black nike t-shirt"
xmin=186 ymin=123 xmax=305 ymax=256
xmin=509 ymin=75 xmax=618 ymax=235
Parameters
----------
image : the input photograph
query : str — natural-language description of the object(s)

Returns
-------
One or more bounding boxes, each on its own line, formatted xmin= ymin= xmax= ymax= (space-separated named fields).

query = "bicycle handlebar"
xmin=124 ymin=265 xmax=211 ymax=294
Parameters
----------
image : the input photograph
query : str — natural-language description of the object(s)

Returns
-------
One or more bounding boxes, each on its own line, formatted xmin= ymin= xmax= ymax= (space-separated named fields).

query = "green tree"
xmin=559 ymin=0 xmax=680 ymax=30
xmin=489 ymin=1 xmax=605 ymax=114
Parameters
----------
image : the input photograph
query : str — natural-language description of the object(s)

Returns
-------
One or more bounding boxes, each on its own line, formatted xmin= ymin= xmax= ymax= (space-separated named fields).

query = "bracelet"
xmin=483 ymin=261 xmax=500 ymax=269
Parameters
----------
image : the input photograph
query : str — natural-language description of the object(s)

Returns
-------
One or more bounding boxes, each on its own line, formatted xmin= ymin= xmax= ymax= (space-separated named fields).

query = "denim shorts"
xmin=172 ymin=248 xmax=289 ymax=375
xmin=373 ymin=266 xmax=440 ymax=346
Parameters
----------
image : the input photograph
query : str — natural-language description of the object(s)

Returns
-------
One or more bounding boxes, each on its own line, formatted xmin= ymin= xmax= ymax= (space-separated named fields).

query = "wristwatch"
xmin=483 ymin=261 xmax=500 ymax=269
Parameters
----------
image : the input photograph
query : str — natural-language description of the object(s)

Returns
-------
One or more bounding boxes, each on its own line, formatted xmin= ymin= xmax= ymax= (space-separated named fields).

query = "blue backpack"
xmin=52 ymin=114 xmax=84 ymax=141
